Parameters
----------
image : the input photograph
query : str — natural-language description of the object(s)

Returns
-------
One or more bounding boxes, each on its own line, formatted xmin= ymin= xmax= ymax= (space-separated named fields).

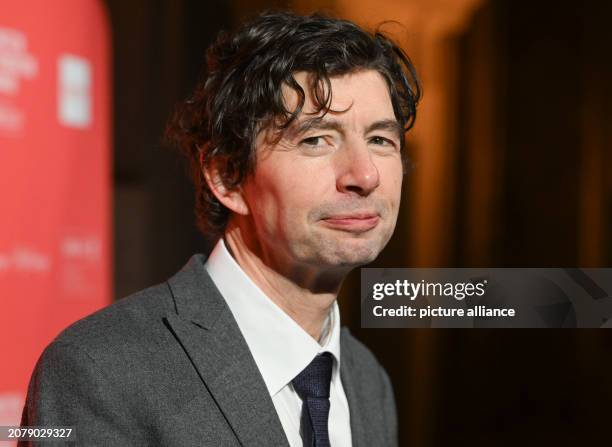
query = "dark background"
xmin=106 ymin=0 xmax=612 ymax=445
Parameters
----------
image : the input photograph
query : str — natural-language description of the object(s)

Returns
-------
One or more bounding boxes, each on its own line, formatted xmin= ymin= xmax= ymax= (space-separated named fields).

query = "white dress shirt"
xmin=204 ymin=238 xmax=352 ymax=447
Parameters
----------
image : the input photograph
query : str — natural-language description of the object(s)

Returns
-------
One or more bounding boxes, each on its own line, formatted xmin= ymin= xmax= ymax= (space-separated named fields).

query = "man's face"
xmin=238 ymin=69 xmax=404 ymax=273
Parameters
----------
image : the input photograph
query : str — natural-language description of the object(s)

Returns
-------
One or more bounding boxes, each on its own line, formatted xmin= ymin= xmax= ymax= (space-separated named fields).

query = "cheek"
xmin=379 ymin=158 xmax=404 ymax=202
xmin=247 ymin=165 xmax=324 ymax=230
xmin=276 ymin=157 xmax=332 ymax=198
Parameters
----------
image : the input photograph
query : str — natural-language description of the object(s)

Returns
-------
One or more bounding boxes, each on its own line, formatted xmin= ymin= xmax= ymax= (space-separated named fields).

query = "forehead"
xmin=282 ymin=69 xmax=395 ymax=121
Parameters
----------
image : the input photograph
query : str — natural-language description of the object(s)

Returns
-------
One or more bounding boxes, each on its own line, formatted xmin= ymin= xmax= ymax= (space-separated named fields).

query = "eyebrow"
xmin=365 ymin=119 xmax=403 ymax=140
xmin=291 ymin=117 xmax=344 ymax=136
xmin=290 ymin=117 xmax=403 ymax=140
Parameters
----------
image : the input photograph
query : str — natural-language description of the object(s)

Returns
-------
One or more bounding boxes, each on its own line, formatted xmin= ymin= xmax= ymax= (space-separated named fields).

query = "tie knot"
xmin=292 ymin=352 xmax=333 ymax=399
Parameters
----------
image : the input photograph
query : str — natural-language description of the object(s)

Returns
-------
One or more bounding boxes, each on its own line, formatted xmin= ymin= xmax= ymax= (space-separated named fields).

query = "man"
xmin=21 ymin=11 xmax=420 ymax=446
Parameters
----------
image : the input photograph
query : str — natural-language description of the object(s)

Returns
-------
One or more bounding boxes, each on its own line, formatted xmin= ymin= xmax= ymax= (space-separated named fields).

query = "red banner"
xmin=0 ymin=0 xmax=111 ymax=430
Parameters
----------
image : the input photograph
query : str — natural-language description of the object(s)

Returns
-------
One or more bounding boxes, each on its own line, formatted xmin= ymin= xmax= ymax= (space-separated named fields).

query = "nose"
xmin=335 ymin=142 xmax=380 ymax=196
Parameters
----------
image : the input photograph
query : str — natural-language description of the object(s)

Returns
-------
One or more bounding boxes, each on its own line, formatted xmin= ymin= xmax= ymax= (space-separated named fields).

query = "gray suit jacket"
xmin=21 ymin=254 xmax=397 ymax=446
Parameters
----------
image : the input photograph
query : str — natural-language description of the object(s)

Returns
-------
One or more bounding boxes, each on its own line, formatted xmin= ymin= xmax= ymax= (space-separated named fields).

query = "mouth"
xmin=320 ymin=213 xmax=380 ymax=232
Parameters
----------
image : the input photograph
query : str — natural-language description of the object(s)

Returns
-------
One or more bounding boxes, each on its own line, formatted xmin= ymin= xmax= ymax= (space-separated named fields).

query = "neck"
xmin=223 ymin=221 xmax=347 ymax=341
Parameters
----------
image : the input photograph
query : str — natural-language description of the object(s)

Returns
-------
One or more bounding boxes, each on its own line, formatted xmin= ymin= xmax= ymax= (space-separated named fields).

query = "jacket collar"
xmin=164 ymin=254 xmax=373 ymax=447
xmin=165 ymin=254 xmax=290 ymax=447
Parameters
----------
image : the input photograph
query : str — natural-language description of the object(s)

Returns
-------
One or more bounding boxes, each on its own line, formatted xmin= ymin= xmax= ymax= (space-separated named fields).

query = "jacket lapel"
xmin=164 ymin=255 xmax=289 ymax=447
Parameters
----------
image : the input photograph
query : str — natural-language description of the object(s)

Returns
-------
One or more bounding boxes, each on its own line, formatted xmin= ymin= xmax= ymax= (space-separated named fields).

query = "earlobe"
xmin=201 ymin=155 xmax=250 ymax=216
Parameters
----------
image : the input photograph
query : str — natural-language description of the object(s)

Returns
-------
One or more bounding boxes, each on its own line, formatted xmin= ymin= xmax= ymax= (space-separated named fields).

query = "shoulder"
xmin=23 ymin=282 xmax=183 ymax=432
xmin=49 ymin=281 xmax=174 ymax=357
xmin=34 ymin=253 xmax=215 ymax=384
xmin=32 ymin=277 xmax=190 ymax=396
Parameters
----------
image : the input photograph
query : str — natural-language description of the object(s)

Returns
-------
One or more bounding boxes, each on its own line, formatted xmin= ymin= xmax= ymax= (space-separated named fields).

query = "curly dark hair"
xmin=166 ymin=11 xmax=421 ymax=241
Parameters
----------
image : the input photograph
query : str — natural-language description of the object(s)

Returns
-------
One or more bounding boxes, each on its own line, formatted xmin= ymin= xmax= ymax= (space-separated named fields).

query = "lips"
xmin=320 ymin=213 xmax=380 ymax=232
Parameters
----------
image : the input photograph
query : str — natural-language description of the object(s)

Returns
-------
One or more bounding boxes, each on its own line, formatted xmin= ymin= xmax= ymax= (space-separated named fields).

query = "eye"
xmin=369 ymin=136 xmax=398 ymax=148
xmin=296 ymin=134 xmax=337 ymax=156
xmin=299 ymin=136 xmax=324 ymax=147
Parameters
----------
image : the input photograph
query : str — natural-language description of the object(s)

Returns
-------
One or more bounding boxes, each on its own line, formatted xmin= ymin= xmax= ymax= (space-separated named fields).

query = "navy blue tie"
xmin=292 ymin=352 xmax=334 ymax=447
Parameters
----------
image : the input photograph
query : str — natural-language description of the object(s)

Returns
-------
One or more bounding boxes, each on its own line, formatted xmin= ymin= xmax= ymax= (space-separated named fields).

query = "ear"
xmin=201 ymin=153 xmax=250 ymax=216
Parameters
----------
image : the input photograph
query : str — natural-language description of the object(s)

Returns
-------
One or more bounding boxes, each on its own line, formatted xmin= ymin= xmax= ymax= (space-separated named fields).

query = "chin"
xmin=325 ymin=242 xmax=383 ymax=267
xmin=297 ymin=228 xmax=392 ymax=267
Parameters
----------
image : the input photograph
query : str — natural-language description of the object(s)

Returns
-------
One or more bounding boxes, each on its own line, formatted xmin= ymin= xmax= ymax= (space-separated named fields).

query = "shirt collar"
xmin=204 ymin=238 xmax=341 ymax=397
